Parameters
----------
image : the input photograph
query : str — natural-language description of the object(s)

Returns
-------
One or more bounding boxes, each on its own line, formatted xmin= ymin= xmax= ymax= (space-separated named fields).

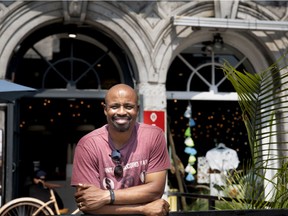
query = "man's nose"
xmin=117 ymin=105 xmax=127 ymax=113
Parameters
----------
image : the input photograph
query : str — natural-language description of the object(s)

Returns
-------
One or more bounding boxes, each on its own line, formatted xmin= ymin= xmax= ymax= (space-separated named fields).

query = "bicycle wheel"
xmin=0 ymin=197 xmax=54 ymax=216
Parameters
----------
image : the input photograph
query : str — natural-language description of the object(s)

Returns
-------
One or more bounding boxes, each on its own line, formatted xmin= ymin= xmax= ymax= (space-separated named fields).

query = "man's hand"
xmin=142 ymin=199 xmax=170 ymax=216
xmin=74 ymin=184 xmax=110 ymax=211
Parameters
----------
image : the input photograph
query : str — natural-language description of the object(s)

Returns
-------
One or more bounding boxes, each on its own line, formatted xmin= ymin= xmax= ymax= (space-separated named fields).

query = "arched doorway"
xmin=166 ymin=33 xmax=252 ymax=203
xmin=5 ymin=23 xmax=135 ymax=202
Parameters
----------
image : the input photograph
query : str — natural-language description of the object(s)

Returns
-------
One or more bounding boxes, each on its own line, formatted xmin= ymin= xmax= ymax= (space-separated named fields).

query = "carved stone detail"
xmin=0 ymin=2 xmax=8 ymax=19
xmin=63 ymin=0 xmax=88 ymax=23
xmin=214 ymin=0 xmax=239 ymax=19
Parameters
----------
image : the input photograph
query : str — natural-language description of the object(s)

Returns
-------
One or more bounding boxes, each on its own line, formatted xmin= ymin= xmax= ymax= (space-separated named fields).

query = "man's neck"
xmin=109 ymin=128 xmax=134 ymax=149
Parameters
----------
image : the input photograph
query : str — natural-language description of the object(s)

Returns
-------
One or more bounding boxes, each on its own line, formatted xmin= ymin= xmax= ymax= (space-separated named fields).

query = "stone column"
xmin=137 ymin=82 xmax=166 ymax=111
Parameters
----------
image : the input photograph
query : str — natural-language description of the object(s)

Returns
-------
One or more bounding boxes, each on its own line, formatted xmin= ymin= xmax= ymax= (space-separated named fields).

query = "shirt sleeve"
xmin=71 ymin=140 xmax=101 ymax=187
xmin=147 ymin=128 xmax=170 ymax=173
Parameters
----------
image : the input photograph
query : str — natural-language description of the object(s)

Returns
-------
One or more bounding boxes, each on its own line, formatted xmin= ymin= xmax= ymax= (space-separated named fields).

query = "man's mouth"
xmin=113 ymin=116 xmax=130 ymax=124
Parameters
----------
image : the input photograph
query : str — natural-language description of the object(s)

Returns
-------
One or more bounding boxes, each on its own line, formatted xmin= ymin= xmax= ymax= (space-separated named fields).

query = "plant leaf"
xmin=221 ymin=54 xmax=288 ymax=209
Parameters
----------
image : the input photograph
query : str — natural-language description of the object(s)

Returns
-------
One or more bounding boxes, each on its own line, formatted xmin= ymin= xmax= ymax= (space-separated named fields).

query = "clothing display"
xmin=71 ymin=123 xmax=170 ymax=190
xmin=206 ymin=143 xmax=239 ymax=172
xmin=196 ymin=156 xmax=210 ymax=184
xmin=209 ymin=173 xmax=226 ymax=197
xmin=205 ymin=143 xmax=239 ymax=196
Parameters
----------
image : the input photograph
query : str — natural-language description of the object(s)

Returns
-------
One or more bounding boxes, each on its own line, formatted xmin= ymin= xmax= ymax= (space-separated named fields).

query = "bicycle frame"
xmin=39 ymin=188 xmax=80 ymax=215
xmin=0 ymin=187 xmax=80 ymax=215
xmin=32 ymin=189 xmax=58 ymax=216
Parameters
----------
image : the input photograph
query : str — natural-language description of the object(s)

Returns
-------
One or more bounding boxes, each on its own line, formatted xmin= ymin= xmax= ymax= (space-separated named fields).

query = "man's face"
xmin=104 ymin=88 xmax=138 ymax=132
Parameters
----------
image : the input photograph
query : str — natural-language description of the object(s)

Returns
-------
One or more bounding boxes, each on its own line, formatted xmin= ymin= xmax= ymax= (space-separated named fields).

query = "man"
xmin=71 ymin=84 xmax=171 ymax=215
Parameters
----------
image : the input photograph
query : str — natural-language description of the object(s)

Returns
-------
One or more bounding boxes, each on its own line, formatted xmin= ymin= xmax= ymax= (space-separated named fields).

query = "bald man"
xmin=71 ymin=84 xmax=170 ymax=215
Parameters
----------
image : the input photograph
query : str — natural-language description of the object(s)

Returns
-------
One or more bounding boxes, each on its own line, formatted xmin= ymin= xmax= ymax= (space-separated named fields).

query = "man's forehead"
xmin=106 ymin=98 xmax=136 ymax=104
xmin=111 ymin=88 xmax=135 ymax=97
xmin=117 ymin=89 xmax=128 ymax=96
xmin=106 ymin=89 xmax=137 ymax=101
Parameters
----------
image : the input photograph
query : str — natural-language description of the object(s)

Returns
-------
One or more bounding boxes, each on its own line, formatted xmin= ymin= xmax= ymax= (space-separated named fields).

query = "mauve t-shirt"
xmin=71 ymin=122 xmax=170 ymax=190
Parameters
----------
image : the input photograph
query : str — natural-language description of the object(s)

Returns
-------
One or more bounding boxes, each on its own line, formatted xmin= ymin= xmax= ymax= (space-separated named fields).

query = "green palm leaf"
xmin=222 ymin=54 xmax=288 ymax=209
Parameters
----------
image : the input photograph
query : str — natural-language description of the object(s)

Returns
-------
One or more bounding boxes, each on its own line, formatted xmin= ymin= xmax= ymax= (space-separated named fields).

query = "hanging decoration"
xmin=183 ymin=101 xmax=197 ymax=182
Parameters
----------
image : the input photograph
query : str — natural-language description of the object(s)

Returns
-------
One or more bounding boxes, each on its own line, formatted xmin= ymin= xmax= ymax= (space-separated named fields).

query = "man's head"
xmin=104 ymin=84 xmax=139 ymax=132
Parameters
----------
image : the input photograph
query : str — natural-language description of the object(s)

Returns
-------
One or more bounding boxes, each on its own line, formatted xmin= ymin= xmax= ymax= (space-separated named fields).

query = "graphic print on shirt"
xmin=103 ymin=177 xmax=115 ymax=189
xmin=140 ymin=171 xmax=146 ymax=183
xmin=102 ymin=158 xmax=148 ymax=189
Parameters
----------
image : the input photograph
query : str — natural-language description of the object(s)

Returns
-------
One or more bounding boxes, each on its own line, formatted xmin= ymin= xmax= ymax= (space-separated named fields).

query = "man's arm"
xmin=75 ymin=170 xmax=168 ymax=213
xmin=115 ymin=170 xmax=167 ymax=204
xmin=82 ymin=198 xmax=169 ymax=216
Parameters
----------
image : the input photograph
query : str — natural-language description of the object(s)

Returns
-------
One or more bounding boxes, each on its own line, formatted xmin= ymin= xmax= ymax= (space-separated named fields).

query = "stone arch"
xmin=0 ymin=1 xmax=162 ymax=84
xmin=156 ymin=1 xmax=286 ymax=84
xmin=0 ymin=1 xmax=64 ymax=78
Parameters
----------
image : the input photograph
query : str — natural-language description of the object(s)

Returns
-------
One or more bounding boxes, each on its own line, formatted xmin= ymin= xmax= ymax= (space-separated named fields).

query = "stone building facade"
xmin=0 ymin=0 xmax=287 ymax=210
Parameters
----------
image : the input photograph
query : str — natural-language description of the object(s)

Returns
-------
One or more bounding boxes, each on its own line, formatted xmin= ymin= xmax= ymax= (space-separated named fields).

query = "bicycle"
xmin=0 ymin=184 xmax=80 ymax=216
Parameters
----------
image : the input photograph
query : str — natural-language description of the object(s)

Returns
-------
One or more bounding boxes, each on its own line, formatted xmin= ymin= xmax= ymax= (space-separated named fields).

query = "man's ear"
xmin=103 ymin=103 xmax=108 ymax=115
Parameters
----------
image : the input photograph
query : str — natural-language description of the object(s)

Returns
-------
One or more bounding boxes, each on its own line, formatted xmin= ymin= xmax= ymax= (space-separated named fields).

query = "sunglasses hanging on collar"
xmin=109 ymin=149 xmax=123 ymax=178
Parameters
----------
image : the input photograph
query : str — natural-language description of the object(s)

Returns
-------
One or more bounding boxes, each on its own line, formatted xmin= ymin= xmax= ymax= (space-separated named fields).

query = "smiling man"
xmin=71 ymin=84 xmax=171 ymax=216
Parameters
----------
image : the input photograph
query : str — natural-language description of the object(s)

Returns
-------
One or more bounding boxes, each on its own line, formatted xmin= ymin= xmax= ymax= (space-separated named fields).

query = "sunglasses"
xmin=110 ymin=150 xmax=123 ymax=178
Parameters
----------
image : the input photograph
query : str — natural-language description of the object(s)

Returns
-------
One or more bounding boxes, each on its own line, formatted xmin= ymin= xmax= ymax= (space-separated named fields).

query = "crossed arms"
xmin=74 ymin=170 xmax=170 ymax=216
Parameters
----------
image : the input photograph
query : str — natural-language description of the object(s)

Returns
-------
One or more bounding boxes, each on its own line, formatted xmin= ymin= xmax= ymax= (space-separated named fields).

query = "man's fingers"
xmin=76 ymin=183 xmax=91 ymax=191
xmin=78 ymin=183 xmax=85 ymax=188
xmin=78 ymin=183 xmax=95 ymax=189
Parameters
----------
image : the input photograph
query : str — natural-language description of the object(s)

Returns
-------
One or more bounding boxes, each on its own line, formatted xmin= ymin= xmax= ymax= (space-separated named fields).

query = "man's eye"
xmin=110 ymin=106 xmax=119 ymax=109
xmin=108 ymin=104 xmax=136 ymax=110
xmin=124 ymin=105 xmax=135 ymax=110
